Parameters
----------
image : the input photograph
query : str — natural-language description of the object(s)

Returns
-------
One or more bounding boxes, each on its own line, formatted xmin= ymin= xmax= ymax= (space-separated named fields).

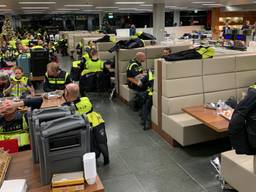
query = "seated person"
xmin=0 ymin=98 xmax=43 ymax=147
xmin=79 ymin=49 xmax=110 ymax=93
xmin=0 ymin=74 xmax=10 ymax=97
xmin=162 ymin=47 xmax=172 ymax=57
xmin=43 ymin=62 xmax=72 ymax=92
xmin=127 ymin=52 xmax=147 ymax=92
xmin=4 ymin=66 xmax=35 ymax=98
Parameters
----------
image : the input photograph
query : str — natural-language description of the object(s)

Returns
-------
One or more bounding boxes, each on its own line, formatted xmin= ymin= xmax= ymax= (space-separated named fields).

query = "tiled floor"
xmin=60 ymin=55 xmax=232 ymax=192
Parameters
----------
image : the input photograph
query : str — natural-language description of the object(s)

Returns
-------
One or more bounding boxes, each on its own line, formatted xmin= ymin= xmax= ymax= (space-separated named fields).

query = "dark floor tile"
xmin=135 ymin=166 xmax=205 ymax=192
xmin=118 ymin=145 xmax=175 ymax=173
xmin=102 ymin=174 xmax=144 ymax=192
xmin=97 ymin=152 xmax=131 ymax=180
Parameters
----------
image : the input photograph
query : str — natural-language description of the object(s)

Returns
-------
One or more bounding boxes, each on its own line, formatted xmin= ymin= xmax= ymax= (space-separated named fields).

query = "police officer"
xmin=0 ymin=98 xmax=43 ymax=147
xmin=4 ymin=67 xmax=35 ymax=97
xmin=31 ymin=39 xmax=44 ymax=49
xmin=127 ymin=52 xmax=146 ymax=92
xmin=43 ymin=62 xmax=72 ymax=92
xmin=63 ymin=83 xmax=109 ymax=165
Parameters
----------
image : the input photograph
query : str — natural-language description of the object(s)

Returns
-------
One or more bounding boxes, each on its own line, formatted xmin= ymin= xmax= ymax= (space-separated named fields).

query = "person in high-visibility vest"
xmin=62 ymin=83 xmax=109 ymax=165
xmin=43 ymin=62 xmax=72 ymax=92
xmin=0 ymin=98 xmax=43 ymax=147
xmin=4 ymin=66 xmax=35 ymax=97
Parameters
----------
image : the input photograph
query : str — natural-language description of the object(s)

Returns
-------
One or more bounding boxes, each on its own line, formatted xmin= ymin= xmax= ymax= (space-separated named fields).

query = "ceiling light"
xmin=192 ymin=1 xmax=215 ymax=3
xmin=165 ymin=6 xmax=177 ymax=8
xmin=21 ymin=7 xmax=49 ymax=9
xmin=57 ymin=8 xmax=80 ymax=11
xmin=0 ymin=9 xmax=12 ymax=12
xmin=64 ymin=4 xmax=93 ymax=7
xmin=0 ymin=5 xmax=7 ymax=7
xmin=115 ymin=2 xmax=145 ymax=5
xmin=202 ymin=3 xmax=223 ymax=6
xmin=19 ymin=2 xmax=56 ymax=4
xmin=95 ymin=7 xmax=118 ymax=9
xmin=140 ymin=4 xmax=152 ymax=7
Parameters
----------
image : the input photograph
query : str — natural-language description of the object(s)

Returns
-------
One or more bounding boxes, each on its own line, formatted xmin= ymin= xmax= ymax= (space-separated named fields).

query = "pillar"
xmin=153 ymin=3 xmax=165 ymax=42
xmin=98 ymin=12 xmax=104 ymax=30
xmin=173 ymin=11 xmax=180 ymax=26
xmin=88 ymin=15 xmax=93 ymax=31
xmin=211 ymin=8 xmax=221 ymax=40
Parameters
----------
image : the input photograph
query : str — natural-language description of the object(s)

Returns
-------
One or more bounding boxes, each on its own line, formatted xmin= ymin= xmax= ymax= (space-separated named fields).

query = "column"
xmin=88 ymin=15 xmax=93 ymax=31
xmin=173 ymin=10 xmax=180 ymax=26
xmin=98 ymin=12 xmax=104 ymax=30
xmin=153 ymin=3 xmax=165 ymax=42
xmin=211 ymin=8 xmax=221 ymax=40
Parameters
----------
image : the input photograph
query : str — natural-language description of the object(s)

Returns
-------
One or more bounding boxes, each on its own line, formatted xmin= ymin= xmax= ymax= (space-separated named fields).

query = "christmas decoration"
xmin=2 ymin=15 xmax=15 ymax=41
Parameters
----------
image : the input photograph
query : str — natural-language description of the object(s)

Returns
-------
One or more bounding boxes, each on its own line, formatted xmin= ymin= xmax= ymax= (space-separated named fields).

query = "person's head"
xmin=162 ymin=47 xmax=172 ymax=57
xmin=88 ymin=40 xmax=95 ymax=48
xmin=38 ymin=40 xmax=43 ymax=46
xmin=135 ymin=52 xmax=146 ymax=63
xmin=246 ymin=20 xmax=250 ymax=25
xmin=14 ymin=66 xmax=24 ymax=79
xmin=90 ymin=48 xmax=98 ymax=59
xmin=64 ymin=83 xmax=80 ymax=102
xmin=47 ymin=62 xmax=60 ymax=77
xmin=131 ymin=24 xmax=136 ymax=29
xmin=0 ymin=74 xmax=9 ymax=85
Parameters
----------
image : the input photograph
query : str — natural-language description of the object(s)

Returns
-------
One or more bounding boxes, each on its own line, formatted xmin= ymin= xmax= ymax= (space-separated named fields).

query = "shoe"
xmin=210 ymin=157 xmax=220 ymax=172
xmin=104 ymin=157 xmax=110 ymax=165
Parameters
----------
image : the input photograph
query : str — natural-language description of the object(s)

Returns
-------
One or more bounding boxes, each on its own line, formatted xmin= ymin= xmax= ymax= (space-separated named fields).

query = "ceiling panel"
xmin=0 ymin=0 xmax=254 ymax=14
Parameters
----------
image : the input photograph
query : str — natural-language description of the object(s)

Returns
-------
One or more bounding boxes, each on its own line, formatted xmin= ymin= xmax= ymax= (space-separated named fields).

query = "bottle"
xmin=216 ymin=100 xmax=223 ymax=115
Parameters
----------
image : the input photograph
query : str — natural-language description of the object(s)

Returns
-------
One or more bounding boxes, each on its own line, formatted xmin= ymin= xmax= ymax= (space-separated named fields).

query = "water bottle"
xmin=216 ymin=100 xmax=223 ymax=115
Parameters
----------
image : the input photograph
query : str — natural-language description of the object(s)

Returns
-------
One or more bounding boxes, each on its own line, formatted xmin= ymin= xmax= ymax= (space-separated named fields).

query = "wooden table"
xmin=182 ymin=106 xmax=230 ymax=132
xmin=6 ymin=151 xmax=104 ymax=192
xmin=41 ymin=97 xmax=65 ymax=109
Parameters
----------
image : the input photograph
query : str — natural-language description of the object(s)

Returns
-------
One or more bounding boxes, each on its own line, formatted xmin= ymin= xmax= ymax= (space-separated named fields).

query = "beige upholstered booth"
xmin=152 ymin=53 xmax=256 ymax=146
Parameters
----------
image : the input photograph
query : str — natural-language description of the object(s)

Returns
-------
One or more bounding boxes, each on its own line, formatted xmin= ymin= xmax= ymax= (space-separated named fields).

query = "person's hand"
xmin=137 ymin=80 xmax=142 ymax=87
xmin=0 ymin=100 xmax=17 ymax=116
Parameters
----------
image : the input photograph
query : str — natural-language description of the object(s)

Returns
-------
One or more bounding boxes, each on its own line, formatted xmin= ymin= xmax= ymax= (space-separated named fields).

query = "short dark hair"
xmin=14 ymin=66 xmax=24 ymax=73
xmin=90 ymin=48 xmax=98 ymax=56
xmin=163 ymin=47 xmax=172 ymax=53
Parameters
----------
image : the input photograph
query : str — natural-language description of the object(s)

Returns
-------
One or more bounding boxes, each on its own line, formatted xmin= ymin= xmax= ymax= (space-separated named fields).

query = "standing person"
xmin=43 ymin=62 xmax=72 ymax=92
xmin=4 ymin=67 xmax=35 ymax=97
xmin=222 ymin=22 xmax=231 ymax=37
xmin=241 ymin=20 xmax=251 ymax=30
xmin=130 ymin=24 xmax=136 ymax=36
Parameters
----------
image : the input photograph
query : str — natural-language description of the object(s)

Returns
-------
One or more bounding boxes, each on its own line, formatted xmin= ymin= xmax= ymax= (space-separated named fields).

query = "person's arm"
xmin=3 ymin=81 xmax=15 ymax=96
xmin=26 ymin=79 xmax=35 ymax=96
xmin=43 ymin=75 xmax=52 ymax=92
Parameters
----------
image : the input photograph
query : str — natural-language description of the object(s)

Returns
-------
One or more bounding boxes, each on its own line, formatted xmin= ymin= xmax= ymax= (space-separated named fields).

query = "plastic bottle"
xmin=216 ymin=100 xmax=223 ymax=115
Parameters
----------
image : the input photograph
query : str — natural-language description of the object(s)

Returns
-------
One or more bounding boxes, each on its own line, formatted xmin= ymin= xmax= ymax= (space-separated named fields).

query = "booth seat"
xmin=153 ymin=53 xmax=256 ymax=146
xmin=221 ymin=150 xmax=256 ymax=192
xmin=116 ymin=44 xmax=191 ymax=102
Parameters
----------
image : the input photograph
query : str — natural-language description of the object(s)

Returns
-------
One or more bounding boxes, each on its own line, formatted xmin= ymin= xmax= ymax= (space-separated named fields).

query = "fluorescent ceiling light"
xmin=166 ymin=6 xmax=177 ymax=8
xmin=21 ymin=7 xmax=49 ymax=9
xmin=115 ymin=2 xmax=145 ymax=5
xmin=95 ymin=6 xmax=118 ymax=9
xmin=0 ymin=5 xmax=7 ymax=7
xmin=192 ymin=1 xmax=215 ymax=3
xmin=19 ymin=2 xmax=56 ymax=4
xmin=57 ymin=8 xmax=80 ymax=11
xmin=140 ymin=4 xmax=152 ymax=7
xmin=0 ymin=9 xmax=12 ymax=11
xmin=202 ymin=3 xmax=223 ymax=6
xmin=64 ymin=4 xmax=93 ymax=7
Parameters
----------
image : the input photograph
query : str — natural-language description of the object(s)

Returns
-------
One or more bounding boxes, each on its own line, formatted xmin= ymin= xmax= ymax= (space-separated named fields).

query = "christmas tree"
xmin=2 ymin=15 xmax=15 ymax=41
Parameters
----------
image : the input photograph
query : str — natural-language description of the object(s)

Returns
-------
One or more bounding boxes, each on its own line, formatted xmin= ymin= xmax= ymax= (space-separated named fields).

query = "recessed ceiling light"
xmin=115 ymin=2 xmax=144 ymax=5
xmin=202 ymin=3 xmax=223 ymax=6
xmin=0 ymin=5 xmax=7 ymax=7
xmin=21 ymin=7 xmax=49 ymax=9
xmin=140 ymin=4 xmax=152 ymax=7
xmin=19 ymin=2 xmax=56 ymax=4
xmin=64 ymin=4 xmax=93 ymax=7
xmin=57 ymin=8 xmax=80 ymax=11
xmin=192 ymin=1 xmax=215 ymax=3
xmin=95 ymin=7 xmax=118 ymax=9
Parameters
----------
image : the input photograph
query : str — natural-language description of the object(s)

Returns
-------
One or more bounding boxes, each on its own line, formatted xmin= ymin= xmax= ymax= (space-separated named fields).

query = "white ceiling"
xmin=0 ymin=0 xmax=255 ymax=14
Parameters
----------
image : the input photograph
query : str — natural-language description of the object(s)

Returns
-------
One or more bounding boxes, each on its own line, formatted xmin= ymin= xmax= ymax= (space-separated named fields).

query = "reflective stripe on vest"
xmin=86 ymin=111 xmax=105 ymax=127
xmin=75 ymin=97 xmax=93 ymax=115
xmin=0 ymin=116 xmax=29 ymax=147
xmin=46 ymin=72 xmax=68 ymax=85
xmin=10 ymin=76 xmax=29 ymax=97
xmin=32 ymin=45 xmax=43 ymax=49
xmin=127 ymin=60 xmax=143 ymax=72
xmin=72 ymin=60 xmax=81 ymax=68
xmin=81 ymin=59 xmax=104 ymax=75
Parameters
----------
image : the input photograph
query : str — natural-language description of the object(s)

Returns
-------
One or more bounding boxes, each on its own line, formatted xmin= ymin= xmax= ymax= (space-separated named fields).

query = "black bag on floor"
xmin=137 ymin=32 xmax=156 ymax=40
